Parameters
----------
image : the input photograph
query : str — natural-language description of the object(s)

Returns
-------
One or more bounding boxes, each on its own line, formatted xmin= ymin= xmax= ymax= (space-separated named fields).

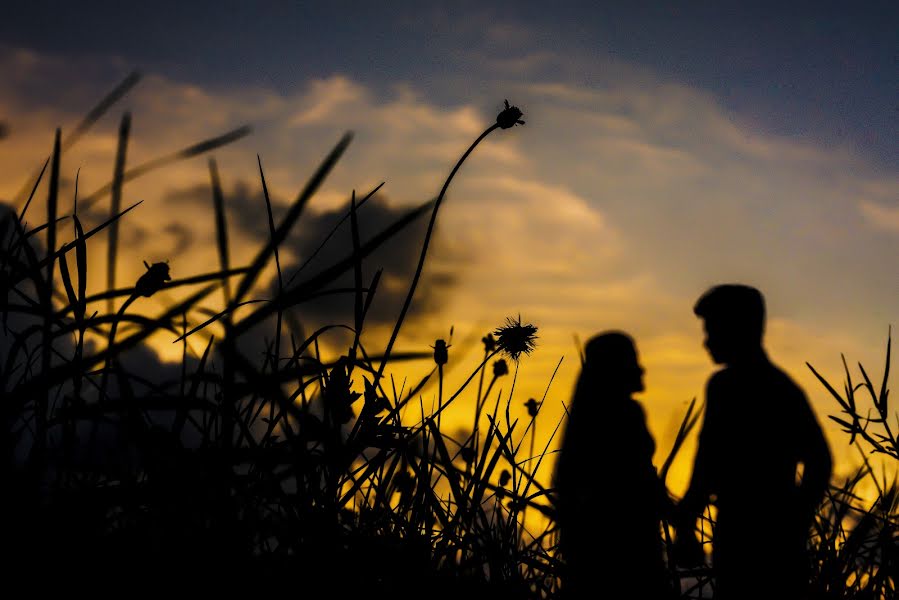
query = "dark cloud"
xmin=161 ymin=222 xmax=193 ymax=256
xmin=161 ymin=180 xmax=459 ymax=336
xmin=279 ymin=195 xmax=456 ymax=330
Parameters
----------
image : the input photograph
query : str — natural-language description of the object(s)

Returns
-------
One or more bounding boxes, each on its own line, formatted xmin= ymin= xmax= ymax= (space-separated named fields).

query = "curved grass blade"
xmin=14 ymin=71 xmax=141 ymax=207
xmin=232 ymin=197 xmax=432 ymax=337
xmin=233 ymin=132 xmax=352 ymax=306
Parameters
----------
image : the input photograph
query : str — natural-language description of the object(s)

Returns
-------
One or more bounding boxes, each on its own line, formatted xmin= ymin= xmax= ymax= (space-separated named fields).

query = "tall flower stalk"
xmin=374 ymin=101 xmax=524 ymax=386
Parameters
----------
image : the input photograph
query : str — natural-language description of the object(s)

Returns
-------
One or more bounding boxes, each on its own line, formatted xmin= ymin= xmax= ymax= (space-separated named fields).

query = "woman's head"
xmin=582 ymin=331 xmax=644 ymax=394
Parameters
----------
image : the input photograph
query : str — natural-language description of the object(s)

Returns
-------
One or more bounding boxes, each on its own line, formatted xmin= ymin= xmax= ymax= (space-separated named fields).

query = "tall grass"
xmin=1 ymin=78 xmax=893 ymax=598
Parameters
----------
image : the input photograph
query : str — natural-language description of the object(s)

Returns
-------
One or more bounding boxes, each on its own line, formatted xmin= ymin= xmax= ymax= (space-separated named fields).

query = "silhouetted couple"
xmin=555 ymin=284 xmax=832 ymax=599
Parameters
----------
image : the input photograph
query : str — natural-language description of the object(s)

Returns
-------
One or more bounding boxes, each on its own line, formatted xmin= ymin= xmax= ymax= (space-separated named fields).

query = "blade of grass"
xmin=36 ymin=129 xmax=61 ymax=455
xmin=13 ymin=71 xmax=141 ymax=207
xmin=258 ymin=155 xmax=283 ymax=375
xmin=208 ymin=158 xmax=232 ymax=305
xmin=233 ymin=132 xmax=352 ymax=306
xmin=78 ymin=125 xmax=252 ymax=211
xmin=231 ymin=196 xmax=431 ymax=337
xmin=284 ymin=181 xmax=384 ymax=286
xmin=106 ymin=112 xmax=130 ymax=314
xmin=172 ymin=299 xmax=266 ymax=343
xmin=660 ymin=397 xmax=702 ymax=486
xmin=63 ymin=71 xmax=142 ymax=152
xmin=16 ymin=156 xmax=49 ymax=225
xmin=13 ymin=200 xmax=144 ymax=286
xmin=349 ymin=190 xmax=363 ymax=362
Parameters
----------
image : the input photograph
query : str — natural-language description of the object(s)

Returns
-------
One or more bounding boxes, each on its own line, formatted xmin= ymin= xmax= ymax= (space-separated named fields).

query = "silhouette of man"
xmin=675 ymin=285 xmax=832 ymax=599
xmin=555 ymin=332 xmax=676 ymax=599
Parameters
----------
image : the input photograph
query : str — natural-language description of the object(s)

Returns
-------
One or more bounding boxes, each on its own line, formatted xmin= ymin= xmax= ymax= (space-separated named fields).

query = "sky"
xmin=1 ymin=0 xmax=897 ymax=495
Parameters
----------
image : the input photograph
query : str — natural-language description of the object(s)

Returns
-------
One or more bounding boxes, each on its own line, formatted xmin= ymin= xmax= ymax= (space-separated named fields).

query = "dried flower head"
xmin=524 ymin=398 xmax=540 ymax=418
xmin=496 ymin=99 xmax=525 ymax=129
xmin=459 ymin=446 xmax=476 ymax=465
xmin=481 ymin=333 xmax=496 ymax=353
xmin=499 ymin=469 xmax=511 ymax=487
xmin=493 ymin=315 xmax=538 ymax=361
xmin=135 ymin=261 xmax=171 ymax=298
xmin=492 ymin=358 xmax=509 ymax=378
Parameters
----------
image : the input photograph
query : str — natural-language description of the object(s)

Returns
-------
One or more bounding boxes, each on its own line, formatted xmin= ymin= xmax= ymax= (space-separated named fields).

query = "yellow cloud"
xmin=288 ymin=76 xmax=368 ymax=127
xmin=859 ymin=199 xmax=899 ymax=233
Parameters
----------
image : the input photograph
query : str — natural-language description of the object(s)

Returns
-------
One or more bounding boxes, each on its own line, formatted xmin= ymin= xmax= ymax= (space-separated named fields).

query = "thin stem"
xmin=437 ymin=363 xmax=444 ymax=432
xmin=375 ymin=124 xmax=499 ymax=384
xmin=99 ymin=292 xmax=138 ymax=401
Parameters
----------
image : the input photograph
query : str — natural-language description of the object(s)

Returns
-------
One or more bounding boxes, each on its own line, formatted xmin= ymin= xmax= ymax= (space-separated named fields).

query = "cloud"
xmin=161 ymin=222 xmax=194 ymax=255
xmin=160 ymin=179 xmax=457 ymax=334
xmin=288 ymin=76 xmax=368 ymax=127
xmin=859 ymin=199 xmax=899 ymax=234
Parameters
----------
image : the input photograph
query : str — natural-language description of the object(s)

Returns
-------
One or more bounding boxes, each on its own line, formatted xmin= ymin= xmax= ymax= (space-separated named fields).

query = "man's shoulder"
xmin=765 ymin=361 xmax=807 ymax=398
xmin=706 ymin=361 xmax=807 ymax=398
xmin=706 ymin=367 xmax=736 ymax=390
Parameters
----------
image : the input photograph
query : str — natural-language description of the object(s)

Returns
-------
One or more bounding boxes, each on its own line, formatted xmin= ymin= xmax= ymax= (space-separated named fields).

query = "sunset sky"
xmin=1 ymin=1 xmax=896 ymax=494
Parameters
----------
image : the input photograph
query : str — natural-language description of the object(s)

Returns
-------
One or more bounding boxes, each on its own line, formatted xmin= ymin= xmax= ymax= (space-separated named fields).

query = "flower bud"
xmin=433 ymin=338 xmax=448 ymax=366
xmin=493 ymin=359 xmax=509 ymax=378
xmin=496 ymin=99 xmax=525 ymax=129
xmin=135 ymin=261 xmax=171 ymax=298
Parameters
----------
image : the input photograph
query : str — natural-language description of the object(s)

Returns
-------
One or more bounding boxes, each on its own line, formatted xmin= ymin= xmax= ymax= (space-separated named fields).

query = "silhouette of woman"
xmin=555 ymin=332 xmax=675 ymax=599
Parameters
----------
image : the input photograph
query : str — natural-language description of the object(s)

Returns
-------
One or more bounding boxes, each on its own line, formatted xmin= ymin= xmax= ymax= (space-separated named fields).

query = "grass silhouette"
xmin=1 ymin=76 xmax=894 ymax=598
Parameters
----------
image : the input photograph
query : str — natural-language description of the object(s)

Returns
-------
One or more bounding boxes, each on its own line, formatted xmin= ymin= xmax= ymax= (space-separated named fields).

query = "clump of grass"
xmin=2 ymin=84 xmax=561 ymax=595
xmin=808 ymin=329 xmax=896 ymax=461
xmin=805 ymin=333 xmax=897 ymax=600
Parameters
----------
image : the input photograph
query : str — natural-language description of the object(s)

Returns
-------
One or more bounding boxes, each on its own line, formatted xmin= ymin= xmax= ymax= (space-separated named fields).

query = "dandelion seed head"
xmin=493 ymin=315 xmax=538 ymax=361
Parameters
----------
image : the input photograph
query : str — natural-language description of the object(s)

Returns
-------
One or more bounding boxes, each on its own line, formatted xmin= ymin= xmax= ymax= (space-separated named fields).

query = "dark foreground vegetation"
xmin=2 ymin=75 xmax=895 ymax=597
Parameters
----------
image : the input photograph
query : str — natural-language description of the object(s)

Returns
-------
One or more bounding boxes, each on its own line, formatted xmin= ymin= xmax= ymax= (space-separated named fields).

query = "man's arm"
xmin=673 ymin=375 xmax=723 ymax=564
xmin=678 ymin=374 xmax=724 ymax=518
xmin=795 ymin=389 xmax=832 ymax=520
xmin=678 ymin=430 xmax=713 ymax=523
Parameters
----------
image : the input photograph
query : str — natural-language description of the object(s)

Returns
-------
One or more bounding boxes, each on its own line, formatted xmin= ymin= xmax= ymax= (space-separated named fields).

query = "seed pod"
xmin=496 ymin=99 xmax=525 ymax=129
xmin=433 ymin=338 xmax=449 ymax=366
xmin=135 ymin=261 xmax=171 ymax=298
xmin=493 ymin=359 xmax=509 ymax=378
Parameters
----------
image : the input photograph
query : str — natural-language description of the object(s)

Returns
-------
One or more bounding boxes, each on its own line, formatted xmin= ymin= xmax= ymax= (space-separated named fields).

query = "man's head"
xmin=694 ymin=284 xmax=766 ymax=364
